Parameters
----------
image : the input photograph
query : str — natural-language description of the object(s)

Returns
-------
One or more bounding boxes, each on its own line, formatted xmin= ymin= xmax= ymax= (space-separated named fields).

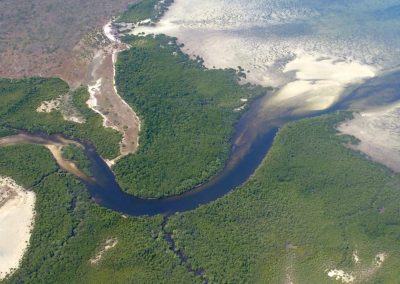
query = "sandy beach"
xmin=0 ymin=177 xmax=35 ymax=280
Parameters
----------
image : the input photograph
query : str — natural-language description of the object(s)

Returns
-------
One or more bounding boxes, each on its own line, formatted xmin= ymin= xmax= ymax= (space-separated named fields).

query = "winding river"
xmin=1 ymin=70 xmax=400 ymax=217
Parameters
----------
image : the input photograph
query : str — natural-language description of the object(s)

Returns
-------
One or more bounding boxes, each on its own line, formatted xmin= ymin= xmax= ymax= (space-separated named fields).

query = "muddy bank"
xmin=86 ymin=22 xmax=141 ymax=167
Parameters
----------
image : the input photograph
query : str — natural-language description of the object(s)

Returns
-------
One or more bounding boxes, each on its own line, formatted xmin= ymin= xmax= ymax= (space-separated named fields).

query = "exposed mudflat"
xmin=338 ymin=102 xmax=400 ymax=173
xmin=129 ymin=0 xmax=390 ymax=120
xmin=128 ymin=0 xmax=400 ymax=174
xmin=86 ymin=22 xmax=141 ymax=166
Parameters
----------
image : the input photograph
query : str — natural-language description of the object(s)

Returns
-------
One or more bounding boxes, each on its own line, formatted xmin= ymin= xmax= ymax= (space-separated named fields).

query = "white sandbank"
xmin=269 ymin=54 xmax=376 ymax=113
xmin=103 ymin=21 xmax=120 ymax=43
xmin=0 ymin=177 xmax=35 ymax=280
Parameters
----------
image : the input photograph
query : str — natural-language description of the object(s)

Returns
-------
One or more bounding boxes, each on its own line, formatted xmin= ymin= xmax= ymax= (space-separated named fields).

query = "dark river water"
xmin=82 ymin=70 xmax=400 ymax=216
xmin=5 ymin=70 xmax=400 ymax=216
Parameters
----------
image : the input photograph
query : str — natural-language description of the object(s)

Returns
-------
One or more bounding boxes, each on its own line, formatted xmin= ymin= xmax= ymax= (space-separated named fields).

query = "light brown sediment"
xmin=44 ymin=144 xmax=93 ymax=182
xmin=0 ymin=134 xmax=94 ymax=183
xmin=86 ymin=21 xmax=141 ymax=167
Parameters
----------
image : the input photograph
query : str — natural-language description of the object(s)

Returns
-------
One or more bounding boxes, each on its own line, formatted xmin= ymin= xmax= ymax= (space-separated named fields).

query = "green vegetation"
xmin=0 ymin=78 xmax=121 ymax=159
xmin=117 ymin=0 xmax=173 ymax=23
xmin=0 ymin=126 xmax=16 ymax=138
xmin=0 ymin=144 xmax=199 ymax=284
xmin=0 ymin=75 xmax=202 ymax=283
xmin=0 ymin=144 xmax=58 ymax=187
xmin=114 ymin=35 xmax=266 ymax=197
xmin=3 ymin=107 xmax=400 ymax=283
xmin=2 ymin=1 xmax=399 ymax=282
xmin=165 ymin=113 xmax=400 ymax=283
xmin=62 ymin=144 xmax=92 ymax=177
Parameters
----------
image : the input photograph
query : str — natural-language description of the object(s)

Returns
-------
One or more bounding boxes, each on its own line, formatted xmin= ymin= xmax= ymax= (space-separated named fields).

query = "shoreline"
xmin=129 ymin=0 xmax=379 ymax=116
xmin=338 ymin=102 xmax=400 ymax=173
xmin=124 ymin=0 xmax=400 ymax=175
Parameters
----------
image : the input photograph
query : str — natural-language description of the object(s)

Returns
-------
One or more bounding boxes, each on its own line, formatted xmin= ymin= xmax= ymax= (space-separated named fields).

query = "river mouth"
xmin=1 ymin=71 xmax=399 ymax=217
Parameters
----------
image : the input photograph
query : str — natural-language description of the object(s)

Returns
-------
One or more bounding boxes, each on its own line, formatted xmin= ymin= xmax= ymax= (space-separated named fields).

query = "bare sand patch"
xmin=36 ymin=98 xmax=61 ymax=113
xmin=0 ymin=177 xmax=35 ymax=280
xmin=328 ymin=269 xmax=355 ymax=283
xmin=103 ymin=21 xmax=120 ymax=43
xmin=353 ymin=251 xmax=360 ymax=264
xmin=90 ymin=237 xmax=118 ymax=265
xmin=327 ymin=252 xmax=388 ymax=283
xmin=266 ymin=54 xmax=376 ymax=114
xmin=37 ymin=94 xmax=85 ymax=124
xmin=338 ymin=102 xmax=400 ymax=173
